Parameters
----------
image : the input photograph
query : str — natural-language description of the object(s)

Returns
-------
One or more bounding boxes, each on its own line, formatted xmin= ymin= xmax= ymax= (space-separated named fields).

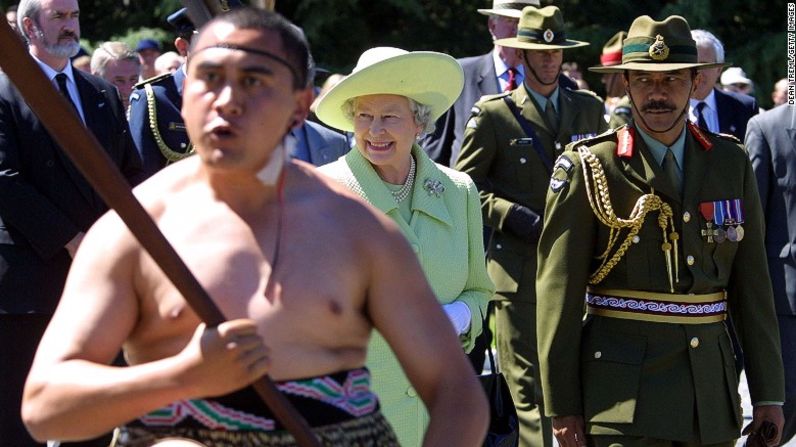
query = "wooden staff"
xmin=0 ymin=8 xmax=321 ymax=447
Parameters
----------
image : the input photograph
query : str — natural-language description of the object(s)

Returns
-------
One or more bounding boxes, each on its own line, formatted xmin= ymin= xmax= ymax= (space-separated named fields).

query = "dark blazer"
xmin=129 ymin=67 xmax=188 ymax=179
xmin=714 ymin=88 xmax=758 ymax=140
xmin=0 ymin=68 xmax=142 ymax=314
xmin=746 ymin=104 xmax=796 ymax=315
xmin=421 ymin=52 xmax=578 ymax=167
xmin=290 ymin=120 xmax=350 ymax=167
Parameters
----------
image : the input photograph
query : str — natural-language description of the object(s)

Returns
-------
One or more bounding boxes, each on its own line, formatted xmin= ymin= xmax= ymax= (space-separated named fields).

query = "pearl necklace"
xmin=391 ymin=156 xmax=416 ymax=203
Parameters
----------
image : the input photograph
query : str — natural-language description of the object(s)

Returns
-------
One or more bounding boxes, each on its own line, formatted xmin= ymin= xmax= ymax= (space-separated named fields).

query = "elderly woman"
xmin=316 ymin=47 xmax=494 ymax=446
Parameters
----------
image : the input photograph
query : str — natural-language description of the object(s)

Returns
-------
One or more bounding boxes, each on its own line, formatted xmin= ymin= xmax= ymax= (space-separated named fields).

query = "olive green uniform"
xmin=536 ymin=124 xmax=785 ymax=444
xmin=608 ymin=95 xmax=632 ymax=129
xmin=455 ymin=84 xmax=606 ymax=447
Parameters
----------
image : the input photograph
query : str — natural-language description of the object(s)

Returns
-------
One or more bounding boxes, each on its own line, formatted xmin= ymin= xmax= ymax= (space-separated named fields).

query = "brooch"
xmin=423 ymin=178 xmax=445 ymax=197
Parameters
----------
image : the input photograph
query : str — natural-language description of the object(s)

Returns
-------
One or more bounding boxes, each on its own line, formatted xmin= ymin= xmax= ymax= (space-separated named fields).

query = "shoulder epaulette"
xmin=133 ymin=72 xmax=172 ymax=90
xmin=716 ymin=132 xmax=742 ymax=144
xmin=479 ymin=91 xmax=511 ymax=103
xmin=577 ymin=126 xmax=619 ymax=146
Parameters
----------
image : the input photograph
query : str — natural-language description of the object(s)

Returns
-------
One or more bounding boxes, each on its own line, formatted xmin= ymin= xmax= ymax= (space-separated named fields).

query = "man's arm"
xmin=22 ymin=212 xmax=269 ymax=442
xmin=745 ymin=115 xmax=772 ymax=213
xmin=363 ymin=213 xmax=488 ymax=447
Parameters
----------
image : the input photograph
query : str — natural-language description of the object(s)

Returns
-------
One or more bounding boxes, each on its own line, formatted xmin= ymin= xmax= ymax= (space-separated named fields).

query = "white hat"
xmin=720 ymin=67 xmax=752 ymax=86
xmin=477 ymin=0 xmax=541 ymax=18
xmin=315 ymin=47 xmax=464 ymax=133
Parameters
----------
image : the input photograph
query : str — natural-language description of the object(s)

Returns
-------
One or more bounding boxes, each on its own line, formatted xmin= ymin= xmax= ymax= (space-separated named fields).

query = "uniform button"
xmin=519 ymin=157 xmax=527 ymax=164
xmin=496 ymin=243 xmax=502 ymax=250
xmin=632 ymin=235 xmax=640 ymax=244
xmin=411 ymin=244 xmax=420 ymax=253
xmin=683 ymin=211 xmax=691 ymax=223
xmin=406 ymin=387 xmax=417 ymax=397
xmin=45 ymin=159 xmax=54 ymax=167
xmin=594 ymin=351 xmax=602 ymax=359
xmin=180 ymin=143 xmax=187 ymax=148
xmin=687 ymin=255 xmax=695 ymax=266
xmin=690 ymin=337 xmax=700 ymax=348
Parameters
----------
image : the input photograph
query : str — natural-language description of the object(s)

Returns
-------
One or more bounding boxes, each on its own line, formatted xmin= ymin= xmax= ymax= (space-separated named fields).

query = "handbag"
xmin=479 ymin=348 xmax=520 ymax=447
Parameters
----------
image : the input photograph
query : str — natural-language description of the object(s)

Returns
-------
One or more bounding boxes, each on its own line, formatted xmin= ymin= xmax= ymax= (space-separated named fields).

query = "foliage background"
xmin=1 ymin=0 xmax=788 ymax=108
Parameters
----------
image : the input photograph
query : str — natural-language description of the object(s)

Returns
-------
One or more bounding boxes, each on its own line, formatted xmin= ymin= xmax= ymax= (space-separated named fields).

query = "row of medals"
xmin=704 ymin=220 xmax=744 ymax=243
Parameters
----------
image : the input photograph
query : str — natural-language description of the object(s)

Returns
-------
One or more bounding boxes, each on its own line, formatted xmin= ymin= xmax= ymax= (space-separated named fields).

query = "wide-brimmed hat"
xmin=494 ymin=6 xmax=588 ymax=50
xmin=477 ymin=0 xmax=540 ymax=19
xmin=589 ymin=15 xmax=725 ymax=73
xmin=315 ymin=47 xmax=464 ymax=132
xmin=590 ymin=31 xmax=626 ymax=69
xmin=720 ymin=67 xmax=752 ymax=86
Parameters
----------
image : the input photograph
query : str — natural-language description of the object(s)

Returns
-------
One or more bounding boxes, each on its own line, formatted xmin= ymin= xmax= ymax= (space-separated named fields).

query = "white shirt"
xmin=689 ymin=89 xmax=718 ymax=133
xmin=33 ymin=54 xmax=86 ymax=124
xmin=492 ymin=49 xmax=524 ymax=92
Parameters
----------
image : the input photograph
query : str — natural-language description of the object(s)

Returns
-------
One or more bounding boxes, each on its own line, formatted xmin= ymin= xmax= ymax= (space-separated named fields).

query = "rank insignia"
xmin=466 ymin=117 xmax=478 ymax=129
xmin=649 ymin=34 xmax=670 ymax=61
xmin=550 ymin=155 xmax=574 ymax=193
xmin=616 ymin=126 xmax=635 ymax=158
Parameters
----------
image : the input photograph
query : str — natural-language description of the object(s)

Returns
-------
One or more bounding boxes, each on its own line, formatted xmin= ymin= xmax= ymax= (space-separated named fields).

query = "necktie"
xmin=504 ymin=67 xmax=517 ymax=92
xmin=55 ymin=73 xmax=79 ymax=114
xmin=695 ymin=101 xmax=708 ymax=131
xmin=663 ymin=148 xmax=682 ymax=195
xmin=544 ymin=99 xmax=558 ymax=134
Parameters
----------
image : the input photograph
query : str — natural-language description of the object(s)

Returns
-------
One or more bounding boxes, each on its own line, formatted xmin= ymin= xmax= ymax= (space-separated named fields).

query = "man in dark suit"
xmin=0 ymin=0 xmax=142 ymax=445
xmin=745 ymin=104 xmax=796 ymax=446
xmin=689 ymin=29 xmax=757 ymax=140
xmin=129 ymin=6 xmax=347 ymax=180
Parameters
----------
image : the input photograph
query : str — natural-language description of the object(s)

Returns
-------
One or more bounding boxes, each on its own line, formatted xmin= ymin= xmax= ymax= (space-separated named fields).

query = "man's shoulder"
xmin=569 ymin=127 xmax=619 ymax=153
xmin=457 ymin=52 xmax=491 ymax=69
xmin=750 ymin=104 xmax=793 ymax=129
xmin=303 ymin=121 xmax=346 ymax=145
xmin=563 ymin=87 xmax=604 ymax=106
xmin=714 ymin=88 xmax=756 ymax=111
xmin=133 ymin=72 xmax=176 ymax=91
xmin=472 ymin=91 xmax=511 ymax=111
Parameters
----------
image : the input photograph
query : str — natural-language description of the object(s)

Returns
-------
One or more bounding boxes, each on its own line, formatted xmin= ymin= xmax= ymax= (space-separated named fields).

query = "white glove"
xmin=443 ymin=301 xmax=472 ymax=336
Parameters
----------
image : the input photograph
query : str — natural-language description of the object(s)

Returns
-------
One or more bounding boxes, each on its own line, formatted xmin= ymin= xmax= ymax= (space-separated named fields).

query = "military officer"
xmin=537 ymin=15 xmax=785 ymax=447
xmin=127 ymin=7 xmax=197 ymax=179
xmin=455 ymin=6 xmax=606 ymax=447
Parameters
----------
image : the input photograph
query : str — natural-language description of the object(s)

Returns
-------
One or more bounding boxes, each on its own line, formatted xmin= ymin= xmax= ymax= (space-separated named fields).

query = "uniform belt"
xmin=585 ymin=287 xmax=727 ymax=324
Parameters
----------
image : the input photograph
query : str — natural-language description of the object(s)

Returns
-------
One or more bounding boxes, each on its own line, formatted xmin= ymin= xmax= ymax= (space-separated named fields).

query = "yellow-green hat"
xmin=494 ymin=6 xmax=588 ymax=50
xmin=315 ymin=47 xmax=464 ymax=132
xmin=589 ymin=15 xmax=725 ymax=73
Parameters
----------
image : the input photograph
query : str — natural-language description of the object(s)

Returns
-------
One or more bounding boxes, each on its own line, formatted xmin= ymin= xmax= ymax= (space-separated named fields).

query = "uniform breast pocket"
xmin=581 ymin=329 xmax=647 ymax=424
xmin=509 ymin=139 xmax=537 ymax=190
xmin=698 ymin=216 xmax=739 ymax=282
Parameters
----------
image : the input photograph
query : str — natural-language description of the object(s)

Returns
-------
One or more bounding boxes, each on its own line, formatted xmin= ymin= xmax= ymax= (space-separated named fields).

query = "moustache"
xmin=59 ymin=31 xmax=78 ymax=41
xmin=641 ymin=100 xmax=675 ymax=112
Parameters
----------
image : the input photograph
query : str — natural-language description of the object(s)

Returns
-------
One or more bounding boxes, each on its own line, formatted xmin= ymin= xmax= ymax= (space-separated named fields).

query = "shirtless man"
xmin=21 ymin=8 xmax=488 ymax=446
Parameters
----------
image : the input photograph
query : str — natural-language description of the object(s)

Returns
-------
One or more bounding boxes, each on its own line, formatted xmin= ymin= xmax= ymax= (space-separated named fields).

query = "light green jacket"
xmin=320 ymin=144 xmax=494 ymax=446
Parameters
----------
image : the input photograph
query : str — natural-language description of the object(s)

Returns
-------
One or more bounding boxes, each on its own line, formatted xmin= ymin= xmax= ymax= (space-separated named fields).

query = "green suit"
xmin=455 ymin=84 xmax=607 ymax=447
xmin=536 ymin=125 xmax=785 ymax=444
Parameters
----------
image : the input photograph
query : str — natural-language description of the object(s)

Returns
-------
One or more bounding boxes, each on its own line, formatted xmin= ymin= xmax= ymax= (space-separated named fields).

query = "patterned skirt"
xmin=112 ymin=368 xmax=399 ymax=447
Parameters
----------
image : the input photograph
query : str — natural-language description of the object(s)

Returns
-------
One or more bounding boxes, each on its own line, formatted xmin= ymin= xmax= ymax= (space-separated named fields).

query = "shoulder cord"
xmin=144 ymin=83 xmax=194 ymax=165
xmin=577 ymin=145 xmax=680 ymax=292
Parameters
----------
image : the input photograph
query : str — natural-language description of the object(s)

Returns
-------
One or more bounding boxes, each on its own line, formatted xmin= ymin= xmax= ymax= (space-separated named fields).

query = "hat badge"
xmin=648 ymin=34 xmax=670 ymax=61
xmin=543 ymin=29 xmax=555 ymax=43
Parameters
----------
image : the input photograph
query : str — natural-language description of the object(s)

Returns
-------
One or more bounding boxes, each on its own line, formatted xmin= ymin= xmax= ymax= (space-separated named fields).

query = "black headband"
xmin=193 ymin=43 xmax=303 ymax=87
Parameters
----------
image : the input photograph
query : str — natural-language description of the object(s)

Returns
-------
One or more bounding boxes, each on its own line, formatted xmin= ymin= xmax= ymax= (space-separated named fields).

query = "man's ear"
xmin=692 ymin=70 xmax=704 ymax=96
xmin=21 ymin=16 xmax=36 ymax=41
xmin=289 ymin=87 xmax=314 ymax=130
xmin=174 ymin=37 xmax=190 ymax=58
